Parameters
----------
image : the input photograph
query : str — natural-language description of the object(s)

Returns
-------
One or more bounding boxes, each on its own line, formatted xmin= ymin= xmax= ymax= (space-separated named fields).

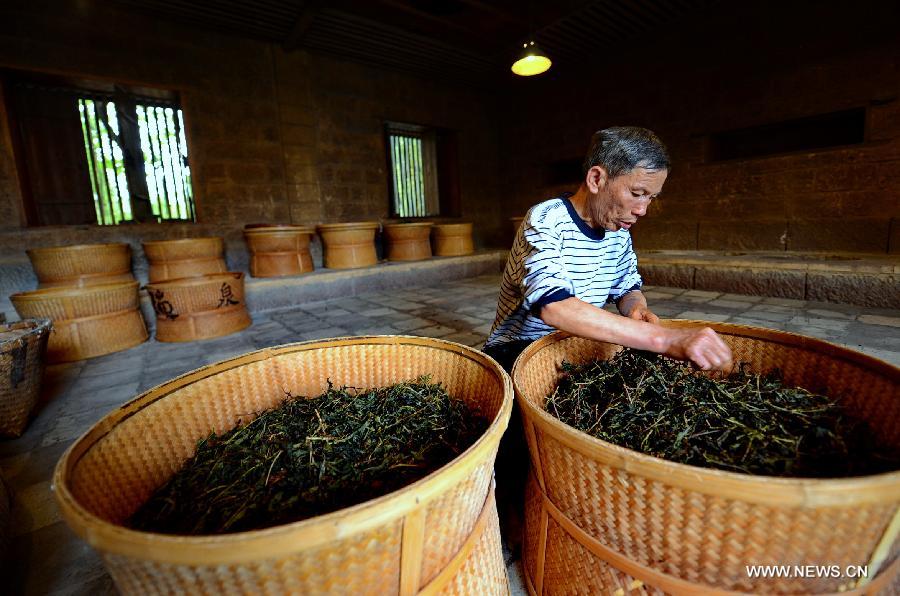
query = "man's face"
xmin=588 ymin=167 xmax=667 ymax=232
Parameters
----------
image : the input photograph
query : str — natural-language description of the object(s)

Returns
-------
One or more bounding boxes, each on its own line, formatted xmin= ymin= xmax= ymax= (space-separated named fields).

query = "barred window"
xmin=385 ymin=122 xmax=439 ymax=218
xmin=4 ymin=70 xmax=195 ymax=226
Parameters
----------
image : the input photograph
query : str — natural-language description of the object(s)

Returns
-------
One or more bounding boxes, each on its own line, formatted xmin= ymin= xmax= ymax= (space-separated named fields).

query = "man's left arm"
xmin=616 ymin=290 xmax=659 ymax=324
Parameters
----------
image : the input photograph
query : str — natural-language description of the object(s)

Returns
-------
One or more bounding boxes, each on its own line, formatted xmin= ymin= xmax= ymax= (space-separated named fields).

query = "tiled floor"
xmin=2 ymin=274 xmax=899 ymax=594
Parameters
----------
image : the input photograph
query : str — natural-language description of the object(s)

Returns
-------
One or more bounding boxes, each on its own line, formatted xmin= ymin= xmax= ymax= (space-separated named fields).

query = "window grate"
xmin=389 ymin=133 xmax=427 ymax=217
xmin=78 ymin=98 xmax=194 ymax=225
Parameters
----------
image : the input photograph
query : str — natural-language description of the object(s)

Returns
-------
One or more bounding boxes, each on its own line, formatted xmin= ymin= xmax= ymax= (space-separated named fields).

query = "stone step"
xmin=638 ymin=250 xmax=900 ymax=308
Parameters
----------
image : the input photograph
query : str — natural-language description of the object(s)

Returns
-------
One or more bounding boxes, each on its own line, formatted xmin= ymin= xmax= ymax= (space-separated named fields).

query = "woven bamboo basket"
xmin=27 ymin=243 xmax=134 ymax=288
xmin=384 ymin=223 xmax=433 ymax=262
xmin=145 ymin=272 xmax=250 ymax=342
xmin=54 ymin=336 xmax=513 ymax=595
xmin=512 ymin=322 xmax=900 ymax=595
xmin=0 ymin=318 xmax=51 ymax=437
xmin=316 ymin=222 xmax=380 ymax=269
xmin=10 ymin=282 xmax=147 ymax=363
xmin=432 ymin=223 xmax=474 ymax=257
xmin=510 ymin=217 xmax=525 ymax=235
xmin=142 ymin=237 xmax=227 ymax=282
xmin=243 ymin=224 xmax=315 ymax=278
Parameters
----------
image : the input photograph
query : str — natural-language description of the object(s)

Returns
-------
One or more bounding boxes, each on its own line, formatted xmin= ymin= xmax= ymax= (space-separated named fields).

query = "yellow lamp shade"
xmin=511 ymin=41 xmax=551 ymax=76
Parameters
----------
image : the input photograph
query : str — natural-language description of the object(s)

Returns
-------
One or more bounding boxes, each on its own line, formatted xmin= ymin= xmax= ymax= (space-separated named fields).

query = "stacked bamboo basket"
xmin=384 ymin=222 xmax=433 ymax=262
xmin=54 ymin=336 xmax=513 ymax=595
xmin=243 ymin=224 xmax=315 ymax=277
xmin=512 ymin=323 xmax=900 ymax=595
xmin=11 ymin=243 xmax=147 ymax=363
xmin=431 ymin=223 xmax=474 ymax=257
xmin=316 ymin=222 xmax=380 ymax=269
xmin=142 ymin=238 xmax=250 ymax=342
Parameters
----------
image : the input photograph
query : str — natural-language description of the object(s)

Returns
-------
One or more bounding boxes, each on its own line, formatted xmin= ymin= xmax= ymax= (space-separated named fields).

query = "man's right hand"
xmin=662 ymin=327 xmax=733 ymax=371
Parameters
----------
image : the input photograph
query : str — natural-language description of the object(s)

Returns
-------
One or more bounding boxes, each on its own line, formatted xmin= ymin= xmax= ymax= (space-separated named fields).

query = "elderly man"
xmin=484 ymin=127 xmax=734 ymax=550
xmin=484 ymin=126 xmax=733 ymax=372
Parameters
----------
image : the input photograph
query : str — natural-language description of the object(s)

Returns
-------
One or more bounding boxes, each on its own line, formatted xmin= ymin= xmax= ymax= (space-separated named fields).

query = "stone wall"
xmin=499 ymin=0 xmax=900 ymax=255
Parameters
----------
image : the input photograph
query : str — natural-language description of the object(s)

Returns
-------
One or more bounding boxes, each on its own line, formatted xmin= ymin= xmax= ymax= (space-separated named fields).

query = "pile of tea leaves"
xmin=546 ymin=349 xmax=899 ymax=478
xmin=130 ymin=376 xmax=486 ymax=535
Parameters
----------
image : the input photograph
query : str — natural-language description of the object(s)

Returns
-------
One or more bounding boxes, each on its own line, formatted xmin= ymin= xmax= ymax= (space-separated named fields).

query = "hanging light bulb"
xmin=511 ymin=41 xmax=551 ymax=76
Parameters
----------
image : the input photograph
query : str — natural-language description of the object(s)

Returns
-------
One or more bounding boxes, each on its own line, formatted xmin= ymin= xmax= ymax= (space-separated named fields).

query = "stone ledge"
xmin=138 ymin=251 xmax=507 ymax=328
xmin=639 ymin=251 xmax=900 ymax=308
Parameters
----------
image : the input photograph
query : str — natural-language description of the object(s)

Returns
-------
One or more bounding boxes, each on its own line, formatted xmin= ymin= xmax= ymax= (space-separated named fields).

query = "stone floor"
xmin=2 ymin=274 xmax=900 ymax=595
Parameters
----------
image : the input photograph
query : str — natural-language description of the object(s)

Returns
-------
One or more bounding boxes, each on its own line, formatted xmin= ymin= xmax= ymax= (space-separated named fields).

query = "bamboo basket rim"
xmin=243 ymin=225 xmax=315 ymax=235
xmin=10 ymin=280 xmax=140 ymax=302
xmin=512 ymin=321 xmax=900 ymax=507
xmin=144 ymin=271 xmax=243 ymax=290
xmin=0 ymin=318 xmax=51 ymax=355
xmin=315 ymin=221 xmax=380 ymax=231
xmin=26 ymin=242 xmax=130 ymax=256
xmin=53 ymin=335 xmax=513 ymax=564
xmin=384 ymin=222 xmax=434 ymax=229
xmin=142 ymin=237 xmax=223 ymax=249
xmin=432 ymin=222 xmax=473 ymax=230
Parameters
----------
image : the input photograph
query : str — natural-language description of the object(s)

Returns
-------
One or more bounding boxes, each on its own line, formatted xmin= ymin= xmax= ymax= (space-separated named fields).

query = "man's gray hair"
xmin=582 ymin=126 xmax=670 ymax=178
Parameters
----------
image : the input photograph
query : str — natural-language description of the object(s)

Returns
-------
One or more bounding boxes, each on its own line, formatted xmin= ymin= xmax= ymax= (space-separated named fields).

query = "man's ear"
xmin=585 ymin=165 xmax=608 ymax=194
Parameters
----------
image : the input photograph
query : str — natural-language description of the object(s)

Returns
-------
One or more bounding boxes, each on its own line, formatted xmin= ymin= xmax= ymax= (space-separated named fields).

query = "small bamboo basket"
xmin=316 ymin=222 xmax=380 ymax=269
xmin=54 ymin=336 xmax=513 ymax=595
xmin=0 ymin=318 xmax=51 ymax=437
xmin=10 ymin=282 xmax=147 ymax=363
xmin=384 ymin=223 xmax=433 ymax=262
xmin=142 ymin=237 xmax=227 ymax=283
xmin=243 ymin=224 xmax=315 ymax=278
xmin=513 ymin=323 xmax=900 ymax=595
xmin=145 ymin=272 xmax=251 ymax=342
xmin=432 ymin=223 xmax=474 ymax=257
xmin=27 ymin=243 xmax=134 ymax=288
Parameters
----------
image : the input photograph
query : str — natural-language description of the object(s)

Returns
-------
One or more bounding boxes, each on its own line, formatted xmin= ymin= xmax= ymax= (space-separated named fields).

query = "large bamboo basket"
xmin=316 ymin=222 xmax=380 ymax=269
xmin=145 ymin=272 xmax=251 ymax=342
xmin=432 ymin=223 xmax=474 ymax=257
xmin=513 ymin=323 xmax=900 ymax=595
xmin=54 ymin=336 xmax=513 ymax=595
xmin=243 ymin=224 xmax=315 ymax=278
xmin=384 ymin=223 xmax=433 ymax=262
xmin=27 ymin=243 xmax=134 ymax=288
xmin=10 ymin=282 xmax=147 ymax=363
xmin=142 ymin=237 xmax=227 ymax=282
xmin=0 ymin=318 xmax=51 ymax=437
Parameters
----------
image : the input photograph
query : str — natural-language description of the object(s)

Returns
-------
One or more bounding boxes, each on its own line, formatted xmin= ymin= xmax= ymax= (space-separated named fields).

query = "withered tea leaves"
xmin=129 ymin=376 xmax=487 ymax=535
xmin=546 ymin=349 xmax=898 ymax=478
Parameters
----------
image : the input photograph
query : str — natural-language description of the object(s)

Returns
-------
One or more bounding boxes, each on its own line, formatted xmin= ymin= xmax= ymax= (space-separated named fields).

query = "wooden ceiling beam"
xmin=283 ymin=0 xmax=325 ymax=51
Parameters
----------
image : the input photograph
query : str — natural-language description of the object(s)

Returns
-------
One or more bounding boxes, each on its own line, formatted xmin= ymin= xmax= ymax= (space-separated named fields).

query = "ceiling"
xmin=112 ymin=0 xmax=716 ymax=84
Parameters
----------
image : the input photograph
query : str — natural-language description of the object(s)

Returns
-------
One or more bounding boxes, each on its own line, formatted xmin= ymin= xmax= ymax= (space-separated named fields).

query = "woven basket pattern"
xmin=11 ymin=281 xmax=142 ymax=320
xmin=48 ymin=310 xmax=148 ymax=363
xmin=432 ymin=224 xmax=474 ymax=257
xmin=422 ymin=459 xmax=493 ymax=584
xmin=436 ymin=494 xmax=507 ymax=596
xmin=105 ymin=522 xmax=403 ymax=595
xmin=514 ymin=324 xmax=900 ymax=594
xmin=55 ymin=338 xmax=512 ymax=594
xmin=142 ymin=237 xmax=224 ymax=261
xmin=385 ymin=224 xmax=433 ymax=262
xmin=27 ymin=243 xmax=132 ymax=287
xmin=317 ymin=223 xmax=379 ymax=269
xmin=244 ymin=227 xmax=314 ymax=253
xmin=146 ymin=272 xmax=246 ymax=314
xmin=0 ymin=319 xmax=51 ymax=437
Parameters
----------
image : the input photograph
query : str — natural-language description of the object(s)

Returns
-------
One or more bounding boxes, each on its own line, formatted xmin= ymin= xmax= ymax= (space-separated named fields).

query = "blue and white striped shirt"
xmin=485 ymin=194 xmax=642 ymax=348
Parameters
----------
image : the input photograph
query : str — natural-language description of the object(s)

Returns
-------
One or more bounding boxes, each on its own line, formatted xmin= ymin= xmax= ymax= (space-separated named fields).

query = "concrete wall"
xmin=499 ymin=0 xmax=900 ymax=254
xmin=0 ymin=0 xmax=502 ymax=258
